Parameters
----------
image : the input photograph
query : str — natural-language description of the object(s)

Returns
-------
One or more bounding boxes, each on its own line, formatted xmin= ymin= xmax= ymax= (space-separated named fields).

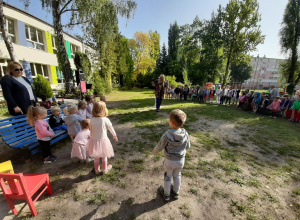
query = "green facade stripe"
xmin=66 ymin=41 xmax=71 ymax=58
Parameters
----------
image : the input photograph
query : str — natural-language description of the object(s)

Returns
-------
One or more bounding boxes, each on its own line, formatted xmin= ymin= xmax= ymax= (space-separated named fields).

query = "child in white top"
xmin=85 ymin=95 xmax=95 ymax=119
xmin=71 ymin=119 xmax=91 ymax=163
xmin=88 ymin=101 xmax=118 ymax=174
xmin=27 ymin=106 xmax=56 ymax=163
xmin=64 ymin=105 xmax=84 ymax=141
xmin=77 ymin=100 xmax=87 ymax=119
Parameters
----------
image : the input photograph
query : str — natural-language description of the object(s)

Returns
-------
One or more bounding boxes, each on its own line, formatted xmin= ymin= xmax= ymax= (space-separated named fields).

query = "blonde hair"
xmin=92 ymin=101 xmax=108 ymax=117
xmin=159 ymin=74 xmax=165 ymax=83
xmin=50 ymin=106 xmax=61 ymax=114
xmin=78 ymin=100 xmax=87 ymax=109
xmin=7 ymin=61 xmax=23 ymax=76
xmin=27 ymin=106 xmax=47 ymax=127
xmin=170 ymin=109 xmax=186 ymax=128
xmin=63 ymin=104 xmax=78 ymax=115
xmin=81 ymin=119 xmax=90 ymax=129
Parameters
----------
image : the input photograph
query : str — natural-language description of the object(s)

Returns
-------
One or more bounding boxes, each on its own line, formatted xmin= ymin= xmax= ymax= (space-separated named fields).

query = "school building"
xmin=0 ymin=3 xmax=93 ymax=90
xmin=242 ymin=56 xmax=286 ymax=90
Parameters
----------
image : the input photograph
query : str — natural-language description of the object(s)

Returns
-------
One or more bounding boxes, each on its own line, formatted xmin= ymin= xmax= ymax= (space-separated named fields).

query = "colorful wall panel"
xmin=45 ymin=32 xmax=53 ymax=54
xmin=51 ymin=65 xmax=58 ymax=85
xmin=66 ymin=41 xmax=71 ymax=58
xmin=17 ymin=21 xmax=27 ymax=47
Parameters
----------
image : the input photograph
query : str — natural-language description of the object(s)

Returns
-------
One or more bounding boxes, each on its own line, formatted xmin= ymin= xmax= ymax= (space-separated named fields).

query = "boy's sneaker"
xmin=159 ymin=185 xmax=170 ymax=201
xmin=44 ymin=157 xmax=56 ymax=164
xmin=171 ymin=185 xmax=179 ymax=199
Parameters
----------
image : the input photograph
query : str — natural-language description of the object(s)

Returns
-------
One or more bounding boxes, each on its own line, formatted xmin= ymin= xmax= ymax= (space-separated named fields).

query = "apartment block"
xmin=242 ymin=56 xmax=285 ymax=90
xmin=0 ymin=3 xmax=93 ymax=89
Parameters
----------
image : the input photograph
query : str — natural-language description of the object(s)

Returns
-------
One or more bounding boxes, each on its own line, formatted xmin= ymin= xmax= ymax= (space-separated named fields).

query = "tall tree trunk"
xmin=0 ymin=1 xmax=18 ymax=62
xmin=52 ymin=0 xmax=73 ymax=92
xmin=289 ymin=0 xmax=300 ymax=83
xmin=223 ymin=50 xmax=232 ymax=85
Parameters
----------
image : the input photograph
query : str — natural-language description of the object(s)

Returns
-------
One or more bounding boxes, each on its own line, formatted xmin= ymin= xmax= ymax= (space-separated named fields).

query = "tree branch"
xmin=59 ymin=0 xmax=73 ymax=15
xmin=62 ymin=20 xmax=89 ymax=28
xmin=61 ymin=8 xmax=79 ymax=14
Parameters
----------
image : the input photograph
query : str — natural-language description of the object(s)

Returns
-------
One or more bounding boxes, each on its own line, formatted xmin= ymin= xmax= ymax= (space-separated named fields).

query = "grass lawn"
xmin=0 ymin=88 xmax=299 ymax=219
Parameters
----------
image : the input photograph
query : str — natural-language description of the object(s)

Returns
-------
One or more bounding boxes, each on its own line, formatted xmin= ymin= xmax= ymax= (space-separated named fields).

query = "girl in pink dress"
xmin=88 ymin=101 xmax=118 ymax=174
xmin=71 ymin=119 xmax=91 ymax=163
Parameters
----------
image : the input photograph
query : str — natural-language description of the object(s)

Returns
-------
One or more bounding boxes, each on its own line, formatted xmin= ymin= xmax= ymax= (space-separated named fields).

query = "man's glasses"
xmin=14 ymin=68 xmax=23 ymax=71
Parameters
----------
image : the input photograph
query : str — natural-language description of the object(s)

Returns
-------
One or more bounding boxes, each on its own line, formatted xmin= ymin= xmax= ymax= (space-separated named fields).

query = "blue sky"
xmin=7 ymin=0 xmax=288 ymax=59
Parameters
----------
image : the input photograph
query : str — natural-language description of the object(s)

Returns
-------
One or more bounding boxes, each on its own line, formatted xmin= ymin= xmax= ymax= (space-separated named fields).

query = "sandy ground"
xmin=0 ymin=102 xmax=299 ymax=220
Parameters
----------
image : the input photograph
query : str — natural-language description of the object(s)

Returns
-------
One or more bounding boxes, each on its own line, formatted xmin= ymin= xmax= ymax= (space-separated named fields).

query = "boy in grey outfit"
xmin=152 ymin=109 xmax=190 ymax=201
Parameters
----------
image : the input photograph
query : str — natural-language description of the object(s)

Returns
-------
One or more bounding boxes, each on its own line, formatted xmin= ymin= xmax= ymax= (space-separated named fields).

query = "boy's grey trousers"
xmin=163 ymin=157 xmax=185 ymax=195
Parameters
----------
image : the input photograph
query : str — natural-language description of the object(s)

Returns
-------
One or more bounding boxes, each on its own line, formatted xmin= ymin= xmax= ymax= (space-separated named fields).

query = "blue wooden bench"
xmin=0 ymin=107 xmax=69 ymax=155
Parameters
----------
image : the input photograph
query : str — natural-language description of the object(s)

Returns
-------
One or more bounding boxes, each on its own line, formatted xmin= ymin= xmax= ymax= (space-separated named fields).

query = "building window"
xmin=0 ymin=18 xmax=15 ymax=43
xmin=56 ymin=67 xmax=64 ymax=84
xmin=71 ymin=44 xmax=79 ymax=58
xmin=30 ymin=63 xmax=48 ymax=79
xmin=25 ymin=25 xmax=44 ymax=50
xmin=52 ymin=36 xmax=57 ymax=54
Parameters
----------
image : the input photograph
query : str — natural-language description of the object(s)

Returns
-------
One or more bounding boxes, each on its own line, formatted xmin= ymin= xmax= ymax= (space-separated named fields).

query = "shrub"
xmin=33 ymin=75 xmax=53 ymax=101
xmin=93 ymin=73 xmax=111 ymax=96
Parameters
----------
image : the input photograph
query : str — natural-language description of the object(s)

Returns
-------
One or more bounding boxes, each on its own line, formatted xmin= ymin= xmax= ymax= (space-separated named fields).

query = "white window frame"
xmin=52 ymin=36 xmax=57 ymax=54
xmin=0 ymin=18 xmax=15 ymax=43
xmin=30 ymin=63 xmax=49 ymax=79
xmin=56 ymin=67 xmax=64 ymax=84
xmin=25 ymin=25 xmax=44 ymax=50
xmin=70 ymin=44 xmax=79 ymax=58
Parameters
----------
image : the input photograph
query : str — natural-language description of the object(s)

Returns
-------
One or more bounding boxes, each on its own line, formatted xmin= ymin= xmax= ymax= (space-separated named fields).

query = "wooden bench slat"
xmin=3 ymin=127 xmax=35 ymax=141
xmin=1 ymin=125 xmax=32 ymax=136
xmin=0 ymin=122 xmax=29 ymax=134
xmin=6 ymin=130 xmax=36 ymax=145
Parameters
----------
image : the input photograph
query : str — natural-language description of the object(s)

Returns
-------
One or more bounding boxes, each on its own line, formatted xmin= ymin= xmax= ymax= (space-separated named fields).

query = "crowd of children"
xmin=26 ymin=95 xmax=118 ymax=175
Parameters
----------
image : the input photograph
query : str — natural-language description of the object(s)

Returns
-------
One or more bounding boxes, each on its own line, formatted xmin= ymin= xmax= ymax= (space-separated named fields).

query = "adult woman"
xmin=0 ymin=61 xmax=37 ymax=115
xmin=155 ymin=75 xmax=167 ymax=112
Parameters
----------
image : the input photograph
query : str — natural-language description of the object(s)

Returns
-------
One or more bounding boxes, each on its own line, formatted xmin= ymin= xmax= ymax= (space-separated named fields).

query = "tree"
xmin=279 ymin=59 xmax=300 ymax=84
xmin=230 ymin=62 xmax=252 ymax=82
xmin=168 ymin=21 xmax=180 ymax=62
xmin=279 ymin=0 xmax=300 ymax=84
xmin=129 ymin=31 xmax=159 ymax=75
xmin=115 ymin=34 xmax=134 ymax=87
xmin=40 ymin=0 xmax=137 ymax=92
xmin=74 ymin=52 xmax=92 ymax=82
xmin=221 ymin=0 xmax=264 ymax=85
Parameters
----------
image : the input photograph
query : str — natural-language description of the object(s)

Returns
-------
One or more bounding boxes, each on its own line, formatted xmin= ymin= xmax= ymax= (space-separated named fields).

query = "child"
xmin=237 ymin=92 xmax=246 ymax=109
xmin=171 ymin=86 xmax=175 ymax=99
xmin=27 ymin=106 xmax=56 ymax=163
xmin=192 ymin=88 xmax=197 ymax=101
xmin=198 ymin=87 xmax=205 ymax=102
xmin=77 ymin=100 xmax=87 ymax=119
xmin=88 ymin=101 xmax=118 ymax=174
xmin=225 ymin=87 xmax=233 ymax=106
xmin=64 ymin=105 xmax=84 ymax=141
xmin=258 ymin=95 xmax=269 ymax=115
xmin=85 ymin=95 xmax=95 ymax=119
xmin=220 ymin=88 xmax=225 ymax=105
xmin=166 ymin=86 xmax=171 ymax=99
xmin=291 ymin=95 xmax=300 ymax=122
xmin=49 ymin=106 xmax=67 ymax=131
xmin=280 ymin=95 xmax=290 ymax=117
xmin=100 ymin=95 xmax=107 ymax=103
xmin=71 ymin=119 xmax=91 ymax=163
xmin=285 ymin=96 xmax=295 ymax=119
xmin=215 ymin=86 xmax=221 ymax=104
xmin=209 ymin=87 xmax=215 ymax=104
xmin=252 ymin=92 xmax=261 ymax=113
xmin=152 ymin=109 xmax=190 ymax=201
xmin=267 ymin=96 xmax=281 ymax=118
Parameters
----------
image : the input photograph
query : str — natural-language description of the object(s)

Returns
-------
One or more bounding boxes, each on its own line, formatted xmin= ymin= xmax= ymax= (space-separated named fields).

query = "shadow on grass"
xmin=81 ymin=189 xmax=168 ymax=220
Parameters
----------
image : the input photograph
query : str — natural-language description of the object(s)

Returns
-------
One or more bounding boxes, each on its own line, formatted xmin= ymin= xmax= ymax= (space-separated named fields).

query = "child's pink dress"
xmin=88 ymin=117 xmax=116 ymax=158
xmin=71 ymin=129 xmax=90 ymax=160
